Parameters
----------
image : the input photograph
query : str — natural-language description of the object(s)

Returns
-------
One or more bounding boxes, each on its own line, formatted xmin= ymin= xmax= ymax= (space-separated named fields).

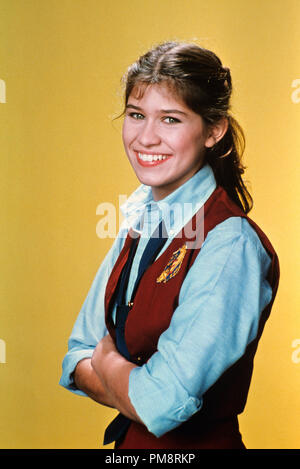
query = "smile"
xmin=136 ymin=152 xmax=172 ymax=167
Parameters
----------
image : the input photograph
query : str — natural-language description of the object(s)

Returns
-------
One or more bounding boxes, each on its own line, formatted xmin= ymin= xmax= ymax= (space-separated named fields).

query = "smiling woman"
xmin=59 ymin=41 xmax=280 ymax=449
xmin=123 ymin=83 xmax=228 ymax=201
xmin=122 ymin=42 xmax=252 ymax=212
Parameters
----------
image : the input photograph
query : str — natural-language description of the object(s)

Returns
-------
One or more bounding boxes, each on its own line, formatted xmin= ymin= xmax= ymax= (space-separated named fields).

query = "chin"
xmin=137 ymin=175 xmax=167 ymax=189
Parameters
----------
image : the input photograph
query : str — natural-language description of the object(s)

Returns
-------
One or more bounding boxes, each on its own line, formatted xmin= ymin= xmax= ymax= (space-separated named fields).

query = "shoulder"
xmin=179 ymin=215 xmax=272 ymax=306
xmin=191 ymin=216 xmax=272 ymax=282
xmin=204 ymin=216 xmax=270 ymax=259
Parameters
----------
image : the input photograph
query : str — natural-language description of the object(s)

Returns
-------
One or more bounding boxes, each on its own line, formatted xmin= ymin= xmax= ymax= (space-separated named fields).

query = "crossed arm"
xmin=62 ymin=219 xmax=273 ymax=437
xmin=74 ymin=334 xmax=143 ymax=424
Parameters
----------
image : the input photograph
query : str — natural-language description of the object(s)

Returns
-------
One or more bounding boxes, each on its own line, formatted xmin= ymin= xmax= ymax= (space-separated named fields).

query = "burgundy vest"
xmin=104 ymin=186 xmax=280 ymax=449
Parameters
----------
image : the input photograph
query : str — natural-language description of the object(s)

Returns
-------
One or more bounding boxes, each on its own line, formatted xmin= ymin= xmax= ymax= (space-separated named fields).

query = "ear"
xmin=204 ymin=117 xmax=229 ymax=148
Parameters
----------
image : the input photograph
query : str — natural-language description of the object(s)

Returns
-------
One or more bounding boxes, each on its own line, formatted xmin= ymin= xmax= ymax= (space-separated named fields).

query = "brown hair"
xmin=122 ymin=41 xmax=253 ymax=213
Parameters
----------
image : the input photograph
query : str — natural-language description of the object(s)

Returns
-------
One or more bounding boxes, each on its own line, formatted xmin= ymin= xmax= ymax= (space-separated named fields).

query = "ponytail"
xmin=206 ymin=115 xmax=253 ymax=214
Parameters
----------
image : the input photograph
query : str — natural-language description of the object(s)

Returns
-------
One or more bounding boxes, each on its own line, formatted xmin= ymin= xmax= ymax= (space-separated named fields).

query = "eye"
xmin=163 ymin=116 xmax=181 ymax=124
xmin=128 ymin=112 xmax=145 ymax=120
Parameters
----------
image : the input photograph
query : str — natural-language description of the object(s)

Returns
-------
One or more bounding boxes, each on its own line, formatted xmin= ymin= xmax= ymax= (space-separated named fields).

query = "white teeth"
xmin=138 ymin=153 xmax=168 ymax=162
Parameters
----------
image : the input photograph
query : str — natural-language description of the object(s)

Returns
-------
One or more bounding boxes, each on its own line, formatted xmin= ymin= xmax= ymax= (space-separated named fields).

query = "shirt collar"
xmin=120 ymin=164 xmax=217 ymax=236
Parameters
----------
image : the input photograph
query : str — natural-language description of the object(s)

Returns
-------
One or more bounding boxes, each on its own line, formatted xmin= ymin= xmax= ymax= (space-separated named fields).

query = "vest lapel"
xmin=104 ymin=229 xmax=139 ymax=339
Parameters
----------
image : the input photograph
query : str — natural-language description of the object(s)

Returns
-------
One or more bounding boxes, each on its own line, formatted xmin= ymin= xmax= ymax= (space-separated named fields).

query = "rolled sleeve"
xmin=129 ymin=352 xmax=202 ymax=437
xmin=128 ymin=217 xmax=273 ymax=436
xmin=59 ymin=345 xmax=95 ymax=395
xmin=59 ymin=232 xmax=127 ymax=395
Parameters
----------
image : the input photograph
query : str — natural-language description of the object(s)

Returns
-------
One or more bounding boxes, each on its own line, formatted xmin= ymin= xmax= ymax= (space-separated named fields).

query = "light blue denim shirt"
xmin=59 ymin=164 xmax=272 ymax=438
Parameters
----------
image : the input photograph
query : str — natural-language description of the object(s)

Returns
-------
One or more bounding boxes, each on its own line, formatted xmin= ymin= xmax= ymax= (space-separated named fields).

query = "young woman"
xmin=59 ymin=42 xmax=279 ymax=449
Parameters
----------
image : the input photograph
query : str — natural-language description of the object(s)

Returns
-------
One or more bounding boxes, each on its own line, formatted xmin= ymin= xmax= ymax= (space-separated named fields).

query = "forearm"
xmin=91 ymin=340 xmax=143 ymax=424
xmin=73 ymin=358 xmax=115 ymax=408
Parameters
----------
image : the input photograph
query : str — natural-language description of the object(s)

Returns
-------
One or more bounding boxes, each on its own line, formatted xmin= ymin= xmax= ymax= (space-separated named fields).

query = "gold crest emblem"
xmin=156 ymin=244 xmax=187 ymax=283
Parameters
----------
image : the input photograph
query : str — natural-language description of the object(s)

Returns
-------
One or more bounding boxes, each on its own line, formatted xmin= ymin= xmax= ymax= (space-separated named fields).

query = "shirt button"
xmin=136 ymin=356 xmax=142 ymax=363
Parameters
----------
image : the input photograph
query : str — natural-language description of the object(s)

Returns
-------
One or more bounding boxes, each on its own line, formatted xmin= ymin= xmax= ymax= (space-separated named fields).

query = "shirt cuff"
xmin=128 ymin=352 xmax=202 ymax=438
xmin=59 ymin=348 xmax=94 ymax=396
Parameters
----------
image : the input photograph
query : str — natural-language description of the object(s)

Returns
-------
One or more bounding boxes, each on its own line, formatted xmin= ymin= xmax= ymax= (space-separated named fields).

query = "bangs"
xmin=125 ymin=77 xmax=188 ymax=107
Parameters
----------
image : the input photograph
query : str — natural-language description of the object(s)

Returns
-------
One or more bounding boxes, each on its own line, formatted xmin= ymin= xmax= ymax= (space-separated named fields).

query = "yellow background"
xmin=0 ymin=0 xmax=299 ymax=449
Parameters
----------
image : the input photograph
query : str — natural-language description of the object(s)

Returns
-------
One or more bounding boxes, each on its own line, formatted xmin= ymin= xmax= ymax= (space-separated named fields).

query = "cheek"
xmin=122 ymin=120 xmax=134 ymax=147
xmin=172 ymin=134 xmax=196 ymax=156
xmin=122 ymin=123 xmax=128 ymax=148
xmin=122 ymin=126 xmax=137 ymax=165
xmin=174 ymin=135 xmax=207 ymax=168
xmin=185 ymin=132 xmax=207 ymax=155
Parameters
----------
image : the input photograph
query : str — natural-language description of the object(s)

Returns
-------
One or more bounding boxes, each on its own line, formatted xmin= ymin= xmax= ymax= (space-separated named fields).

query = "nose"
xmin=137 ymin=120 xmax=161 ymax=147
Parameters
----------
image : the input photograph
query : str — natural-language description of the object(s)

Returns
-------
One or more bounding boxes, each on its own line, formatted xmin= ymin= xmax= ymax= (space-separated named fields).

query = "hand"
xmin=91 ymin=334 xmax=141 ymax=423
xmin=91 ymin=334 xmax=118 ymax=381
xmin=96 ymin=333 xmax=117 ymax=356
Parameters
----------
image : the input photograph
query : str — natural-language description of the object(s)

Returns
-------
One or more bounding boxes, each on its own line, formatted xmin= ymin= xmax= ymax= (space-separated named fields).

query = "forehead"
xmin=128 ymin=82 xmax=186 ymax=108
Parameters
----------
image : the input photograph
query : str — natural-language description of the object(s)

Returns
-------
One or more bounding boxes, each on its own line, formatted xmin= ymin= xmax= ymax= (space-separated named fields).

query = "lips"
xmin=135 ymin=151 xmax=173 ymax=167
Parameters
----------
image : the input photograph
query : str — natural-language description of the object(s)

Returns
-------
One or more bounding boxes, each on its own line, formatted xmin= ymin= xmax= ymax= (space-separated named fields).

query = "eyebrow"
xmin=126 ymin=104 xmax=187 ymax=116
